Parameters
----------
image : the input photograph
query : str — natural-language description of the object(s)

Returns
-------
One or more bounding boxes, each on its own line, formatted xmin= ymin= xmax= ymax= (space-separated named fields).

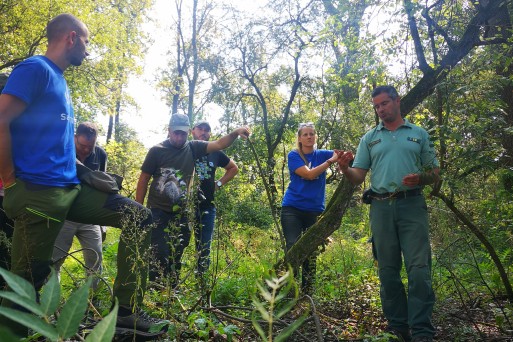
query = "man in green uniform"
xmin=338 ymin=85 xmax=439 ymax=342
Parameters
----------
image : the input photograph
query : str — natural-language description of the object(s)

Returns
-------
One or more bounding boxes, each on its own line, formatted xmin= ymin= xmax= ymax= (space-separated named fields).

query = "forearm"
xmin=219 ymin=162 xmax=238 ymax=184
xmin=211 ymin=131 xmax=239 ymax=152
xmin=340 ymin=167 xmax=366 ymax=186
xmin=135 ymin=176 xmax=149 ymax=204
xmin=0 ymin=94 xmax=27 ymax=185
xmin=301 ymin=159 xmax=335 ymax=180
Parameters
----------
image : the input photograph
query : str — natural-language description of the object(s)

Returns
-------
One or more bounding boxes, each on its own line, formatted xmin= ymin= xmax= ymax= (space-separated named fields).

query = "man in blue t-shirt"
xmin=0 ymin=14 xmax=165 ymax=336
xmin=338 ymin=85 xmax=439 ymax=342
xmin=192 ymin=120 xmax=238 ymax=274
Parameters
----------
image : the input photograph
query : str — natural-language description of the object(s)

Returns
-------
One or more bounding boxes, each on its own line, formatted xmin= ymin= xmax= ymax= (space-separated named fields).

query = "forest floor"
xmin=223 ymin=296 xmax=513 ymax=341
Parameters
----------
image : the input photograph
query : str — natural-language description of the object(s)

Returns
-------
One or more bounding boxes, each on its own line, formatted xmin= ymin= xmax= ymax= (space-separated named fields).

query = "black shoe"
xmin=116 ymin=309 xmax=168 ymax=333
xmin=385 ymin=328 xmax=412 ymax=342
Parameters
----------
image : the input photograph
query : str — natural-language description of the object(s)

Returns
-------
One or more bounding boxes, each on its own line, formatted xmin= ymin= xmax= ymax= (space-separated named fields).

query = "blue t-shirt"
xmin=282 ymin=149 xmax=333 ymax=212
xmin=2 ymin=56 xmax=78 ymax=186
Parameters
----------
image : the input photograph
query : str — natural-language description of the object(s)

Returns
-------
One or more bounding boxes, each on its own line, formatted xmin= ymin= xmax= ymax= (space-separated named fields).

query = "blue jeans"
xmin=194 ymin=206 xmax=216 ymax=273
xmin=370 ymin=195 xmax=435 ymax=339
xmin=280 ymin=206 xmax=320 ymax=293
xmin=149 ymin=208 xmax=189 ymax=286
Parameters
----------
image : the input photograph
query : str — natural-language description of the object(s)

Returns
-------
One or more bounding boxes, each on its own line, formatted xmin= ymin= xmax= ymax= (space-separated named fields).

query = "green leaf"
xmin=275 ymin=299 xmax=298 ymax=319
xmin=149 ymin=319 xmax=170 ymax=333
xmin=256 ymin=283 xmax=272 ymax=301
xmin=251 ymin=312 xmax=267 ymax=341
xmin=0 ymin=291 xmax=45 ymax=316
xmin=0 ymin=325 xmax=20 ymax=342
xmin=56 ymin=277 xmax=92 ymax=339
xmin=0 ymin=307 xmax=58 ymax=341
xmin=85 ymin=299 xmax=118 ymax=342
xmin=222 ymin=324 xmax=240 ymax=336
xmin=276 ymin=271 xmax=290 ymax=284
xmin=274 ymin=286 xmax=294 ymax=302
xmin=274 ymin=314 xmax=308 ymax=342
xmin=0 ymin=267 xmax=37 ymax=301
xmin=40 ymin=268 xmax=61 ymax=316
xmin=252 ymin=299 xmax=270 ymax=321
xmin=264 ymin=278 xmax=278 ymax=290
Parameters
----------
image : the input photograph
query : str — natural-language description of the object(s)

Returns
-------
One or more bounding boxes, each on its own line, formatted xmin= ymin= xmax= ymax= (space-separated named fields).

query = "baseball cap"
xmin=169 ymin=113 xmax=190 ymax=133
xmin=193 ymin=120 xmax=211 ymax=131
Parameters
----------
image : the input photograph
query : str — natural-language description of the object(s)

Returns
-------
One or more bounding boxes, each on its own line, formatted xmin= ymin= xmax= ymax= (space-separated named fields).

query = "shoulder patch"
xmin=368 ymin=139 xmax=381 ymax=148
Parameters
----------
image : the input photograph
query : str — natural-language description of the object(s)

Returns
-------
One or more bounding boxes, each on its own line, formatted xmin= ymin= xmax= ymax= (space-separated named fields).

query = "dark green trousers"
xmin=370 ymin=195 xmax=435 ymax=339
xmin=0 ymin=179 xmax=152 ymax=335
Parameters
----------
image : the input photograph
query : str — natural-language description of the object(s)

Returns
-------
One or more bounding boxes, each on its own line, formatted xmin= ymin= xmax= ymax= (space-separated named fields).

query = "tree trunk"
xmin=106 ymin=114 xmax=114 ymax=143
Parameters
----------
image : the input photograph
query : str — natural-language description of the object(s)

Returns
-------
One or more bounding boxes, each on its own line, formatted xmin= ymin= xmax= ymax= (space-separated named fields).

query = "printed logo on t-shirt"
xmin=155 ymin=167 xmax=186 ymax=204
xmin=195 ymin=157 xmax=214 ymax=181
xmin=60 ymin=113 xmax=74 ymax=122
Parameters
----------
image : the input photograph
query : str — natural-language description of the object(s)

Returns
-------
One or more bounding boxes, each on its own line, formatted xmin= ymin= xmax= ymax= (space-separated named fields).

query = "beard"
xmin=69 ymin=55 xmax=85 ymax=66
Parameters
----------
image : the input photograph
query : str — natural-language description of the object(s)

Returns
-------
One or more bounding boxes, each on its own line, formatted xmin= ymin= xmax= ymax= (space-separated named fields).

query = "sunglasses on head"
xmin=298 ymin=122 xmax=314 ymax=128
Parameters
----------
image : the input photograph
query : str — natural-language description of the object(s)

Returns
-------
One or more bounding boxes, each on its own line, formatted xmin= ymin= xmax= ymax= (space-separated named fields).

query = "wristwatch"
xmin=216 ymin=180 xmax=223 ymax=188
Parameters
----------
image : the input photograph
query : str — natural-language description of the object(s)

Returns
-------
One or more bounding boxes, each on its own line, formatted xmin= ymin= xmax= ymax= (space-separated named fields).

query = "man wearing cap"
xmin=191 ymin=120 xmax=238 ymax=274
xmin=136 ymin=113 xmax=249 ymax=287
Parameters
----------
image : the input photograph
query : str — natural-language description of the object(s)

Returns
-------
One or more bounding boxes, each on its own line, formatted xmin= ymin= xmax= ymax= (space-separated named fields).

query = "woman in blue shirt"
xmin=281 ymin=122 xmax=338 ymax=294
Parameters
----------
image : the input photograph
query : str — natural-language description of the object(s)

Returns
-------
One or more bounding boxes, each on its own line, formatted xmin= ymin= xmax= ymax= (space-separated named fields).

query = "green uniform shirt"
xmin=352 ymin=119 xmax=438 ymax=194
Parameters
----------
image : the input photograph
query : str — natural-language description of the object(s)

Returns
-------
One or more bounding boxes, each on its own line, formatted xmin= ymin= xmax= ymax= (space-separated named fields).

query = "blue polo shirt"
xmin=352 ymin=119 xmax=438 ymax=194
xmin=282 ymin=149 xmax=333 ymax=212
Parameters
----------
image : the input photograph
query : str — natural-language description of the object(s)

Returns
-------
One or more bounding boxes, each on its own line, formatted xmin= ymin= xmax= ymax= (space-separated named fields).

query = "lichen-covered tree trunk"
xmin=275 ymin=177 xmax=356 ymax=271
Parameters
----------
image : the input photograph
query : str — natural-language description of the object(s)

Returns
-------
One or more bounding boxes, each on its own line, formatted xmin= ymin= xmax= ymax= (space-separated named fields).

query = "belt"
xmin=371 ymin=188 xmax=423 ymax=200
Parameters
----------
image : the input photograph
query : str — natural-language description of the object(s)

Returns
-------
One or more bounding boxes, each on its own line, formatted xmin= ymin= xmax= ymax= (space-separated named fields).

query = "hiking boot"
xmin=385 ymin=328 xmax=412 ymax=342
xmin=116 ymin=309 xmax=167 ymax=333
xmin=411 ymin=336 xmax=433 ymax=342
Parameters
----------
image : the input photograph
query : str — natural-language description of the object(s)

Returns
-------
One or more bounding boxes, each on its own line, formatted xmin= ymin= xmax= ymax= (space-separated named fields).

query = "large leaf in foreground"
xmin=0 ymin=307 xmax=58 ymax=341
xmin=85 ymin=299 xmax=118 ymax=342
xmin=40 ymin=269 xmax=61 ymax=316
xmin=56 ymin=277 xmax=92 ymax=339
xmin=0 ymin=291 xmax=45 ymax=316
xmin=0 ymin=267 xmax=36 ymax=301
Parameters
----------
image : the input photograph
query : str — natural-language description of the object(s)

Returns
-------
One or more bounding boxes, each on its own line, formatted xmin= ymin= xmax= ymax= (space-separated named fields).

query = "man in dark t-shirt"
xmin=52 ymin=122 xmax=107 ymax=289
xmin=192 ymin=121 xmax=238 ymax=274
xmin=136 ymin=113 xmax=249 ymax=287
